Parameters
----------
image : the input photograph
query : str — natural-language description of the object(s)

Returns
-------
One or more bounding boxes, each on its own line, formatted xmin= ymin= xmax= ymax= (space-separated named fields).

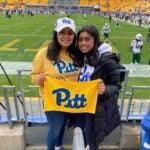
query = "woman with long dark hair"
xmin=31 ymin=17 xmax=80 ymax=150
xmin=74 ymin=25 xmax=121 ymax=150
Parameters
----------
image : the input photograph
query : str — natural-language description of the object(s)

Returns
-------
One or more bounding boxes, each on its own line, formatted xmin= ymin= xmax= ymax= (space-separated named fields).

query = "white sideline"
xmin=0 ymin=61 xmax=150 ymax=77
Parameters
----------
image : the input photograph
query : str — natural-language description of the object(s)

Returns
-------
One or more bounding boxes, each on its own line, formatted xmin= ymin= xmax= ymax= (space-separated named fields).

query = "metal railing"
xmin=125 ymin=86 xmax=150 ymax=126
xmin=119 ymin=69 xmax=130 ymax=116
xmin=2 ymin=85 xmax=18 ymax=129
xmin=0 ymin=69 xmax=45 ymax=128
xmin=1 ymin=69 xmax=150 ymax=129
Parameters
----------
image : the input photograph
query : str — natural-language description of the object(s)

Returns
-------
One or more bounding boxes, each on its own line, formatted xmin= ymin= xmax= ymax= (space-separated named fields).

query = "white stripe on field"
xmin=0 ymin=61 xmax=150 ymax=77
xmin=0 ymin=34 xmax=51 ymax=37
xmin=0 ymin=34 xmax=134 ymax=39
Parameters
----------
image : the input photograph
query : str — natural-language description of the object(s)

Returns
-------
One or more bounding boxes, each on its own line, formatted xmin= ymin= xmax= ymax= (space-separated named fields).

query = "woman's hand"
xmin=37 ymin=73 xmax=46 ymax=86
xmin=97 ymin=79 xmax=105 ymax=95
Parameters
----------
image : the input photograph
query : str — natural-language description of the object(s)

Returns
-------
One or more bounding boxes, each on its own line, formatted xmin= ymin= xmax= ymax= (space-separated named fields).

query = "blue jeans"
xmin=45 ymin=111 xmax=67 ymax=150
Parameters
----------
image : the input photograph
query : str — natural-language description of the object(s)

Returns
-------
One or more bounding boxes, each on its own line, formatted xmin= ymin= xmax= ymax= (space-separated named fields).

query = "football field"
xmin=0 ymin=13 xmax=150 ymax=98
xmin=0 ymin=13 xmax=149 ymax=63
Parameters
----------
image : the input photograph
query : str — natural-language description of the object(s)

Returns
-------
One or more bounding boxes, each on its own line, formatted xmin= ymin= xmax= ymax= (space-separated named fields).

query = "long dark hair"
xmin=74 ymin=25 xmax=100 ymax=67
xmin=47 ymin=30 xmax=77 ymax=61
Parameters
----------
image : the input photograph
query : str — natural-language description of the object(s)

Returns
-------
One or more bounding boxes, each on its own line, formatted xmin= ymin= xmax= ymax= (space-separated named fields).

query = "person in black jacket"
xmin=73 ymin=25 xmax=121 ymax=150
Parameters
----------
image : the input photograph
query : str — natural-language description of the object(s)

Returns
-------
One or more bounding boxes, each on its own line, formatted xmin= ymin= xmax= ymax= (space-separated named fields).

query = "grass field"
xmin=0 ymin=13 xmax=150 ymax=98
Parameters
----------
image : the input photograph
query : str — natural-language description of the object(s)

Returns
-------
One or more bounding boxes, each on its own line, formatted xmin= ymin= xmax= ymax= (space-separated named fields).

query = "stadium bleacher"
xmin=0 ymin=0 xmax=150 ymax=15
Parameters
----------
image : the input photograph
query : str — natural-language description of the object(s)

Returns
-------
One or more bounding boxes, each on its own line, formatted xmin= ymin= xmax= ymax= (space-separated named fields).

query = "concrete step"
xmin=25 ymin=145 xmax=121 ymax=150
xmin=0 ymin=123 xmax=140 ymax=150
xmin=25 ymin=145 xmax=139 ymax=150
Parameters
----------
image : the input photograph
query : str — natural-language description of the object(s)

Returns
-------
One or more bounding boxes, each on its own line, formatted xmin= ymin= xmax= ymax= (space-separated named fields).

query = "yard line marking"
xmin=0 ymin=34 xmax=137 ymax=39
xmin=108 ymin=41 xmax=119 ymax=53
xmin=25 ymin=40 xmax=50 ymax=52
xmin=0 ymin=34 xmax=51 ymax=37
xmin=0 ymin=39 xmax=20 ymax=51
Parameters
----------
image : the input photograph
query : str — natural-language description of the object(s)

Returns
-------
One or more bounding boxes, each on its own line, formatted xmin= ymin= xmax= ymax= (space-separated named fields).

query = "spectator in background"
xmin=114 ymin=18 xmax=121 ymax=28
xmin=109 ymin=14 xmax=112 ymax=23
xmin=6 ymin=10 xmax=11 ymax=19
xmin=84 ymin=13 xmax=87 ymax=21
xmin=146 ymin=24 xmax=150 ymax=43
xmin=130 ymin=33 xmax=143 ymax=73
xmin=138 ymin=17 xmax=142 ymax=27
xmin=101 ymin=23 xmax=110 ymax=41
xmin=140 ymin=111 xmax=150 ymax=150
xmin=30 ymin=11 xmax=34 ymax=18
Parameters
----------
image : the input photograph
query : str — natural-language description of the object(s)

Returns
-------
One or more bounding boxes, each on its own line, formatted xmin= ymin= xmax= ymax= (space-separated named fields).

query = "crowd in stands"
xmin=0 ymin=0 xmax=150 ymax=14
xmin=0 ymin=0 xmax=150 ymax=26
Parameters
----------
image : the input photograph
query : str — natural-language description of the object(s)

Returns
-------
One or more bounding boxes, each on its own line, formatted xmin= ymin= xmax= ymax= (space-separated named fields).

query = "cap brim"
xmin=56 ymin=25 xmax=75 ymax=33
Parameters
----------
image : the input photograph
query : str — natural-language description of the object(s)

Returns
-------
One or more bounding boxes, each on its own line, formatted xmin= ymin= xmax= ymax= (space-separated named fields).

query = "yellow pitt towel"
xmin=43 ymin=77 xmax=99 ymax=113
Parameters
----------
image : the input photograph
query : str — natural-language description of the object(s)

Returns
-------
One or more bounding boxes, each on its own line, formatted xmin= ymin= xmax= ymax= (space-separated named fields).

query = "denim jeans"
xmin=45 ymin=111 xmax=67 ymax=150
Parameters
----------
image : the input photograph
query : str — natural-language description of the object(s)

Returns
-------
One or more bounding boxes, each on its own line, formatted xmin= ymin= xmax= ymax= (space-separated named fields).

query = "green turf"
xmin=0 ymin=13 xmax=150 ymax=98
xmin=0 ymin=74 xmax=149 ymax=98
xmin=0 ymin=13 xmax=149 ymax=63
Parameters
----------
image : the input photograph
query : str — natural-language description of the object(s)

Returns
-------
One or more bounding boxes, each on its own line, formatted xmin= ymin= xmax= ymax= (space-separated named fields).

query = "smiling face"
xmin=77 ymin=31 xmax=94 ymax=54
xmin=57 ymin=27 xmax=75 ymax=49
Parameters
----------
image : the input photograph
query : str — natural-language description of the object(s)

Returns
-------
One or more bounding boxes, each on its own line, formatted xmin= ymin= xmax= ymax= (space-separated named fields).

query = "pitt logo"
xmin=62 ymin=19 xmax=71 ymax=24
xmin=53 ymin=60 xmax=78 ymax=74
xmin=52 ymin=88 xmax=87 ymax=108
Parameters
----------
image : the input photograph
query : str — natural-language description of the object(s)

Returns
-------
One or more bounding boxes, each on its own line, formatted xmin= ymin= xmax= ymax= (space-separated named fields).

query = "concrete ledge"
xmin=99 ymin=145 xmax=120 ymax=149
xmin=0 ymin=123 xmax=25 ymax=150
xmin=26 ymin=145 xmax=138 ymax=150
xmin=120 ymin=124 xmax=140 ymax=150
xmin=0 ymin=123 xmax=141 ymax=150
xmin=26 ymin=146 xmax=47 ymax=150
xmin=25 ymin=145 xmax=120 ymax=150
xmin=26 ymin=145 xmax=72 ymax=150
